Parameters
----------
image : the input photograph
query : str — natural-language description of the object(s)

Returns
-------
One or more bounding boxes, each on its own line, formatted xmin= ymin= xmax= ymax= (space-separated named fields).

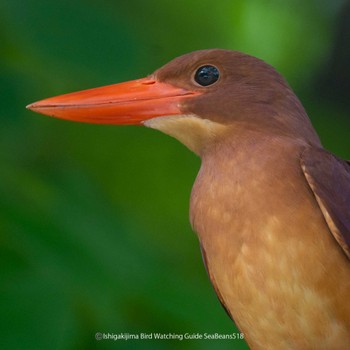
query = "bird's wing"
xmin=301 ymin=147 xmax=350 ymax=259
xmin=200 ymin=244 xmax=233 ymax=320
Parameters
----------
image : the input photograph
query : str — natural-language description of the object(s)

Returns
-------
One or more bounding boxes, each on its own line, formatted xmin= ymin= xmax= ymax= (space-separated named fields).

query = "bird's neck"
xmin=190 ymin=127 xmax=310 ymax=238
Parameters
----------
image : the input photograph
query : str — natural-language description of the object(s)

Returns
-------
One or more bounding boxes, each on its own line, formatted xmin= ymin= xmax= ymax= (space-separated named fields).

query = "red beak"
xmin=27 ymin=77 xmax=200 ymax=125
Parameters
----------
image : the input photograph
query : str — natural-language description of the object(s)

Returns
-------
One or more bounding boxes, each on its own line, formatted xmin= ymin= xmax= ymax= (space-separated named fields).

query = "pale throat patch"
xmin=143 ymin=114 xmax=226 ymax=156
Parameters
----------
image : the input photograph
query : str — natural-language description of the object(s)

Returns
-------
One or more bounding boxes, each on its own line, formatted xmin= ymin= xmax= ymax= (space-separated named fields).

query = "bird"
xmin=27 ymin=49 xmax=350 ymax=349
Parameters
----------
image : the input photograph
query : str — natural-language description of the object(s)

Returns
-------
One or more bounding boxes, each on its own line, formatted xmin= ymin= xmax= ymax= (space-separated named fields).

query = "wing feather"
xmin=301 ymin=147 xmax=350 ymax=259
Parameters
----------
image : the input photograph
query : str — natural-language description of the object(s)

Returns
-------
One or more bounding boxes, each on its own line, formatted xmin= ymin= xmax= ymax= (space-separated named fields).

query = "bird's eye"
xmin=194 ymin=65 xmax=220 ymax=86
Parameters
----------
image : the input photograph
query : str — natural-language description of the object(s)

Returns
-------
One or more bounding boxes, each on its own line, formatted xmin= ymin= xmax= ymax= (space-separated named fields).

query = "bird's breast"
xmin=190 ymin=134 xmax=350 ymax=349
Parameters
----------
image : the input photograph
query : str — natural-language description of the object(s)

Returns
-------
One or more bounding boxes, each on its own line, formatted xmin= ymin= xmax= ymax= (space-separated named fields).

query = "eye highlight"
xmin=194 ymin=65 xmax=220 ymax=86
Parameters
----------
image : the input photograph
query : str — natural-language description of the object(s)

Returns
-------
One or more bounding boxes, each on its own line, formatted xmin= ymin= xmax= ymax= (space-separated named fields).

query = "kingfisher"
xmin=28 ymin=49 xmax=350 ymax=349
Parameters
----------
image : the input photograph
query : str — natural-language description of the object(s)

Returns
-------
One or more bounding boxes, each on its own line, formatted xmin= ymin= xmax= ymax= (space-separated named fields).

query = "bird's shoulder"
xmin=300 ymin=147 xmax=350 ymax=259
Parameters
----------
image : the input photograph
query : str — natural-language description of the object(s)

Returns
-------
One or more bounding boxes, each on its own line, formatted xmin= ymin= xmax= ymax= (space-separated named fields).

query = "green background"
xmin=1 ymin=1 xmax=349 ymax=349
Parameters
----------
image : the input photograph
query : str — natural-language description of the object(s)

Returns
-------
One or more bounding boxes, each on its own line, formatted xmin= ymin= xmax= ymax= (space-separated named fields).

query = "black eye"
xmin=194 ymin=65 xmax=220 ymax=86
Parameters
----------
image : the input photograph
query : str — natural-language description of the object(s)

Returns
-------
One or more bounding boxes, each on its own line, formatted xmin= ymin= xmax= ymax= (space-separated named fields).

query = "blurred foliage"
xmin=0 ymin=1 xmax=349 ymax=349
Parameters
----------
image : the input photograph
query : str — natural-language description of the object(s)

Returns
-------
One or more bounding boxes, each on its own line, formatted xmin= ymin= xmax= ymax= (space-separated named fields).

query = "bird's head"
xmin=27 ymin=49 xmax=320 ymax=156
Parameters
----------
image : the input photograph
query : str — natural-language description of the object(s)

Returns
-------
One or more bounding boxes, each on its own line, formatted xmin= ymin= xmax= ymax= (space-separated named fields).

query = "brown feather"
xmin=301 ymin=147 xmax=350 ymax=259
xmin=200 ymin=243 xmax=235 ymax=321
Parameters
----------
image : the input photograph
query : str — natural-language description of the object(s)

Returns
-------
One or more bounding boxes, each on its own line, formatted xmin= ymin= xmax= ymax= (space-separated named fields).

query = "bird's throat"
xmin=144 ymin=115 xmax=226 ymax=156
